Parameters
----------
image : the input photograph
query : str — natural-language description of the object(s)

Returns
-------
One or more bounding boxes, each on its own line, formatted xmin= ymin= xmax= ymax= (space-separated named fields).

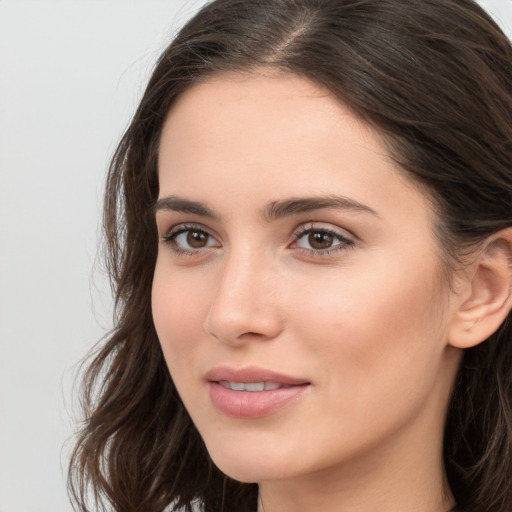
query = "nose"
xmin=204 ymin=250 xmax=283 ymax=346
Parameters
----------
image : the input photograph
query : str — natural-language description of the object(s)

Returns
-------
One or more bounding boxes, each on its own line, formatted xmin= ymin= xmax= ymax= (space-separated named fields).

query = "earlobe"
xmin=448 ymin=228 xmax=512 ymax=349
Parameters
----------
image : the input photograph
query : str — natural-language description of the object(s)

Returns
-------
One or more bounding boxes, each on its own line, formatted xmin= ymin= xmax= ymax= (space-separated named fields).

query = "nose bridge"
xmin=204 ymin=243 xmax=281 ymax=344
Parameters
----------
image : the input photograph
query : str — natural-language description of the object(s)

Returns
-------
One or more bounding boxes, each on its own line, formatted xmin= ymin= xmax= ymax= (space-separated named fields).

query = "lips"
xmin=205 ymin=366 xmax=310 ymax=418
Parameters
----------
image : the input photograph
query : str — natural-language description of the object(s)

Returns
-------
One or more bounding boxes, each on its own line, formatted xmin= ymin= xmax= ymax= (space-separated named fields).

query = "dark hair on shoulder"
xmin=68 ymin=1 xmax=512 ymax=511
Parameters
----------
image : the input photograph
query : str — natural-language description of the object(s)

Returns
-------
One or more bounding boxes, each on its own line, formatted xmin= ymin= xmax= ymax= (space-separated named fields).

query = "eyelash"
xmin=160 ymin=223 xmax=355 ymax=257
xmin=161 ymin=223 xmax=218 ymax=256
xmin=291 ymin=224 xmax=355 ymax=256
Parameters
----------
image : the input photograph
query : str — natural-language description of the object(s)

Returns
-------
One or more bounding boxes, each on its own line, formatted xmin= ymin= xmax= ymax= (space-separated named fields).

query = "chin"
xmin=205 ymin=440 xmax=295 ymax=483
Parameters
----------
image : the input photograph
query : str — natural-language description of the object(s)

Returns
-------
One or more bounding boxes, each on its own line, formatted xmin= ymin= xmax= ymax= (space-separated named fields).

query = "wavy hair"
xmin=69 ymin=1 xmax=512 ymax=511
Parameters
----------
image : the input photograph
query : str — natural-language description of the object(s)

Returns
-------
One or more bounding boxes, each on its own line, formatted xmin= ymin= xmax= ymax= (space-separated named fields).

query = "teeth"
xmin=245 ymin=382 xmax=265 ymax=391
xmin=219 ymin=381 xmax=283 ymax=391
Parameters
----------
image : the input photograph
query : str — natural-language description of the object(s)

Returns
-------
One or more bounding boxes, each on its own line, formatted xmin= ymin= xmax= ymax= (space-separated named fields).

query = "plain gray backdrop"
xmin=0 ymin=1 xmax=510 ymax=511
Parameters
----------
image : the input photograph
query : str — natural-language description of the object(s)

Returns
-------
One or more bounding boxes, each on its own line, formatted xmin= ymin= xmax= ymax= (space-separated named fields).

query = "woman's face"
xmin=152 ymin=73 xmax=461 ymax=484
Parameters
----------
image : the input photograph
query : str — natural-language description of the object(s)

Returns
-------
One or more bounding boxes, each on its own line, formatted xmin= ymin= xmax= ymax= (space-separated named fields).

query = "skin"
xmin=152 ymin=72 xmax=465 ymax=512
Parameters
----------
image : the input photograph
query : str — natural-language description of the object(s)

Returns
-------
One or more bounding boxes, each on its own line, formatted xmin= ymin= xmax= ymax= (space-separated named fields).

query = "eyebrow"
xmin=153 ymin=194 xmax=379 ymax=220
xmin=152 ymin=195 xmax=218 ymax=218
xmin=264 ymin=195 xmax=379 ymax=221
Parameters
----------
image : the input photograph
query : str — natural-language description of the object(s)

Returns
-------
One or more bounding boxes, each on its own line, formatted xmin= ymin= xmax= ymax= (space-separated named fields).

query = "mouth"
xmin=205 ymin=365 xmax=309 ymax=386
xmin=205 ymin=366 xmax=310 ymax=418
xmin=218 ymin=381 xmax=291 ymax=391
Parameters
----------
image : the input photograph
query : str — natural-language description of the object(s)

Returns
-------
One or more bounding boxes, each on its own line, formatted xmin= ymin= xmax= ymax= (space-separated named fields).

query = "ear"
xmin=448 ymin=228 xmax=512 ymax=349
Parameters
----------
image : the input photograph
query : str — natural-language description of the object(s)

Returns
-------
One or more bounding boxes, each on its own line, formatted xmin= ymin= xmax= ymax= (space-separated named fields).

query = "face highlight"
xmin=151 ymin=73 xmax=462 ymax=495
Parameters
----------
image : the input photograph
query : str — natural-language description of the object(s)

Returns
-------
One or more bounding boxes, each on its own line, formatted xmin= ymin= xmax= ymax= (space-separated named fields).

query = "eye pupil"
xmin=308 ymin=231 xmax=333 ymax=249
xmin=187 ymin=230 xmax=208 ymax=248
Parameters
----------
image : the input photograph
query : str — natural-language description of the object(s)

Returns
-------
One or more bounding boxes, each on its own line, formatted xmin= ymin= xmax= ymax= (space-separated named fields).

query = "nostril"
xmin=203 ymin=284 xmax=283 ymax=345
xmin=237 ymin=331 xmax=274 ymax=341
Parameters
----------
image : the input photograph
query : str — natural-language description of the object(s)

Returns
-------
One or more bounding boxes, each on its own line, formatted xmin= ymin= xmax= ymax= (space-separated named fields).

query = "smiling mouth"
xmin=218 ymin=381 xmax=293 ymax=391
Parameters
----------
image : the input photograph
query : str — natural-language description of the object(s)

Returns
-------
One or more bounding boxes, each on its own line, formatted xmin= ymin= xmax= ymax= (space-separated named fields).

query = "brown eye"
xmin=164 ymin=226 xmax=220 ymax=252
xmin=187 ymin=230 xmax=209 ymax=248
xmin=294 ymin=226 xmax=354 ymax=255
xmin=308 ymin=231 xmax=334 ymax=249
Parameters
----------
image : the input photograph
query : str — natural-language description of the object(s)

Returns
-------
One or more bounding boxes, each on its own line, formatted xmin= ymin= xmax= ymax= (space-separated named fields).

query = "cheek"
xmin=288 ymin=254 xmax=447 ymax=387
xmin=151 ymin=262 xmax=211 ymax=370
xmin=281 ymin=258 xmax=449 ymax=454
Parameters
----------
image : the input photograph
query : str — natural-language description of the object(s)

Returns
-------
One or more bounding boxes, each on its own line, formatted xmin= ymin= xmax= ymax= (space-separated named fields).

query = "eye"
xmin=162 ymin=224 xmax=221 ymax=253
xmin=292 ymin=225 xmax=355 ymax=255
xmin=299 ymin=231 xmax=336 ymax=250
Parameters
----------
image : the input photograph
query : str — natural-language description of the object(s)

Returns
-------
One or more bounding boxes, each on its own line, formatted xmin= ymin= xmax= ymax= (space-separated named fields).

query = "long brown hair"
xmin=68 ymin=1 xmax=512 ymax=511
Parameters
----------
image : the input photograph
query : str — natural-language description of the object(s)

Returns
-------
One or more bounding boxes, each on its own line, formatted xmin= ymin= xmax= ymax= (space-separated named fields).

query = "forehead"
xmin=157 ymin=72 xmax=430 ymax=225
xmin=159 ymin=73 xmax=424 ymax=199
xmin=161 ymin=73 xmax=386 ymax=180
xmin=160 ymin=72 xmax=351 ymax=164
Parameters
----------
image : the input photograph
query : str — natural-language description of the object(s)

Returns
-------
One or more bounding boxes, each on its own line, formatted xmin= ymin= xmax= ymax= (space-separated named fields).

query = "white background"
xmin=0 ymin=1 xmax=510 ymax=511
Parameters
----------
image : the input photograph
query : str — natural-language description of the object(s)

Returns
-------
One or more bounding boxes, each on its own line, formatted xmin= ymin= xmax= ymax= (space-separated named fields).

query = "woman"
xmin=69 ymin=1 xmax=512 ymax=511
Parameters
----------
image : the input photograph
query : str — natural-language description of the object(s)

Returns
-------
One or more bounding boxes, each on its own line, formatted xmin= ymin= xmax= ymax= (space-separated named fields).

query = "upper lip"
xmin=205 ymin=365 xmax=310 ymax=385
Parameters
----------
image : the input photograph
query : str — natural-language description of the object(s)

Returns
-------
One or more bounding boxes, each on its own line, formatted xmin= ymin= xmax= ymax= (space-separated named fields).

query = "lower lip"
xmin=208 ymin=382 xmax=309 ymax=419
